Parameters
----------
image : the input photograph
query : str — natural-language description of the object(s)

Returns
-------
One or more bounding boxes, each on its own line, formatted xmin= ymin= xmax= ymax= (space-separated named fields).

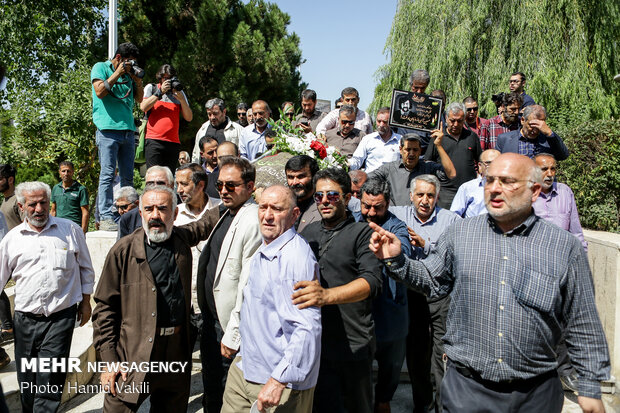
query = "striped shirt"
xmin=382 ymin=213 xmax=610 ymax=398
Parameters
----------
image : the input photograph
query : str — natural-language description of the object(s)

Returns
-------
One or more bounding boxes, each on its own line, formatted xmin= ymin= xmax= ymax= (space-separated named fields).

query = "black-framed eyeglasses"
xmin=314 ymin=190 xmax=342 ymax=204
xmin=466 ymin=107 xmax=478 ymax=112
xmin=216 ymin=180 xmax=245 ymax=192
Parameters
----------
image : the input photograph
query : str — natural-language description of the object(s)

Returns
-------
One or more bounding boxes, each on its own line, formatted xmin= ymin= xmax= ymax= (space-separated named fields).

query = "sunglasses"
xmin=314 ymin=190 xmax=342 ymax=204
xmin=340 ymin=120 xmax=355 ymax=125
xmin=466 ymin=107 xmax=478 ymax=112
xmin=237 ymin=112 xmax=247 ymax=117
xmin=216 ymin=181 xmax=245 ymax=192
xmin=115 ymin=203 xmax=131 ymax=211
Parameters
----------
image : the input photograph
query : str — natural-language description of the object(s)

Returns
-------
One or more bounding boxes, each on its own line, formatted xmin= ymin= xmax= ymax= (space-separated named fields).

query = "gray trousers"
xmin=441 ymin=361 xmax=564 ymax=413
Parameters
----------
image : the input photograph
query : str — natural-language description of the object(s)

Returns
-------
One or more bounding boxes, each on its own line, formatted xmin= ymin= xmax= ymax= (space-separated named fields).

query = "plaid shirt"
xmin=383 ymin=213 xmax=610 ymax=398
xmin=479 ymin=115 xmax=519 ymax=150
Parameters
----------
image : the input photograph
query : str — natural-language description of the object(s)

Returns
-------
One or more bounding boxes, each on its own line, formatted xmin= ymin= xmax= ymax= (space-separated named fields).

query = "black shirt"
xmin=205 ymin=119 xmax=228 ymax=144
xmin=145 ymin=237 xmax=186 ymax=327
xmin=300 ymin=215 xmax=383 ymax=361
xmin=203 ymin=205 xmax=234 ymax=318
xmin=425 ymin=128 xmax=482 ymax=209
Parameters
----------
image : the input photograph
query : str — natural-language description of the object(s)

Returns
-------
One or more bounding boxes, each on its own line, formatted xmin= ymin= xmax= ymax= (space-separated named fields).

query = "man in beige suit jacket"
xmin=196 ymin=156 xmax=262 ymax=413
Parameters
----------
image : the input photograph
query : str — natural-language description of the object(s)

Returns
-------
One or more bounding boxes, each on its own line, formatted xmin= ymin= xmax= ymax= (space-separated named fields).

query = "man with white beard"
xmin=93 ymin=185 xmax=219 ymax=412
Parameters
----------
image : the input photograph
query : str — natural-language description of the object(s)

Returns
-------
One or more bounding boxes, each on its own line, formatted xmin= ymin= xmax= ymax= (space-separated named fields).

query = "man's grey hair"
xmin=114 ymin=186 xmax=139 ymax=203
xmin=262 ymin=185 xmax=297 ymax=211
xmin=409 ymin=69 xmax=430 ymax=86
xmin=15 ymin=181 xmax=51 ymax=204
xmin=522 ymin=105 xmax=547 ymax=121
xmin=139 ymin=185 xmax=178 ymax=212
xmin=349 ymin=170 xmax=367 ymax=185
xmin=205 ymin=98 xmax=225 ymax=111
xmin=410 ymin=174 xmax=441 ymax=195
xmin=446 ymin=102 xmax=466 ymax=116
xmin=145 ymin=165 xmax=174 ymax=186
xmin=339 ymin=104 xmax=357 ymax=117
xmin=533 ymin=152 xmax=556 ymax=162
xmin=528 ymin=164 xmax=543 ymax=187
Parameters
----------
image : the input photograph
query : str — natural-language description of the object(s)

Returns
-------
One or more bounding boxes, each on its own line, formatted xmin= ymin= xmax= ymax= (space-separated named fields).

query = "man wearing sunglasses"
xmin=463 ymin=96 xmax=488 ymax=137
xmin=292 ymin=167 xmax=383 ymax=413
xmin=118 ymin=165 xmax=175 ymax=239
xmin=113 ymin=186 xmax=139 ymax=217
xmin=196 ymin=156 xmax=262 ymax=413
xmin=236 ymin=102 xmax=249 ymax=127
xmin=324 ymin=105 xmax=366 ymax=159
xmin=370 ymin=153 xmax=609 ymax=413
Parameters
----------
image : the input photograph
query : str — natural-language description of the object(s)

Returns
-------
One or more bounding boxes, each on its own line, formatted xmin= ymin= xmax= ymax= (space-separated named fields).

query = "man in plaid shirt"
xmin=369 ymin=153 xmax=610 ymax=413
xmin=479 ymin=92 xmax=522 ymax=150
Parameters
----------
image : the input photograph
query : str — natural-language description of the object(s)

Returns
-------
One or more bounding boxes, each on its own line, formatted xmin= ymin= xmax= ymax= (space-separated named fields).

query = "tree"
xmin=371 ymin=0 xmax=620 ymax=128
xmin=117 ymin=0 xmax=305 ymax=146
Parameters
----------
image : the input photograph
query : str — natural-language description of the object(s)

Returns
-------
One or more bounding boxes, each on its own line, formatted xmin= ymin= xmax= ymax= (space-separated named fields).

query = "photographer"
xmin=91 ymin=42 xmax=144 ymax=231
xmin=140 ymin=64 xmax=193 ymax=173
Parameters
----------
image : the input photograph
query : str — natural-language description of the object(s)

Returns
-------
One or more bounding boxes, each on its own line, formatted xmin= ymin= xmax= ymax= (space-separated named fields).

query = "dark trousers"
xmin=406 ymin=290 xmax=433 ymax=412
xmin=0 ymin=291 xmax=12 ymax=330
xmin=145 ymin=138 xmax=181 ymax=175
xmin=375 ymin=338 xmax=407 ymax=403
xmin=441 ymin=362 xmax=564 ymax=413
xmin=14 ymin=305 xmax=77 ymax=413
xmin=200 ymin=312 xmax=231 ymax=413
xmin=313 ymin=357 xmax=373 ymax=413
xmin=428 ymin=295 xmax=450 ymax=412
xmin=103 ymin=330 xmax=191 ymax=413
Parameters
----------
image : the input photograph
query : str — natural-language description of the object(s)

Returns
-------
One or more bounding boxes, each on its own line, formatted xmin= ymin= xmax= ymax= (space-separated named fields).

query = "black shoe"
xmin=560 ymin=372 xmax=579 ymax=392
xmin=0 ymin=330 xmax=13 ymax=345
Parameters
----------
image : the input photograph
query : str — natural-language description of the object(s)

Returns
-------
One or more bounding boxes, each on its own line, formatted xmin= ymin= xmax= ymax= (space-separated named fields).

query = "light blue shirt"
xmin=239 ymin=227 xmax=321 ymax=390
xmin=239 ymin=123 xmax=272 ymax=161
xmin=349 ymin=131 xmax=402 ymax=172
xmin=390 ymin=205 xmax=461 ymax=259
xmin=450 ymin=177 xmax=487 ymax=218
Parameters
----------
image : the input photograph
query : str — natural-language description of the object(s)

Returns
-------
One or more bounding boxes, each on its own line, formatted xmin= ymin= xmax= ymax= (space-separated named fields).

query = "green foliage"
xmin=0 ymin=0 xmax=106 ymax=86
xmin=372 ymin=0 xmax=620 ymax=129
xmin=117 ymin=0 xmax=305 ymax=148
xmin=556 ymin=119 xmax=620 ymax=232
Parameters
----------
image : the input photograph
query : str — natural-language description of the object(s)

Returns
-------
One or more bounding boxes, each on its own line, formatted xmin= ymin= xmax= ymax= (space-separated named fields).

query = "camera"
xmin=169 ymin=77 xmax=184 ymax=92
xmin=491 ymin=92 xmax=505 ymax=107
xmin=124 ymin=60 xmax=145 ymax=79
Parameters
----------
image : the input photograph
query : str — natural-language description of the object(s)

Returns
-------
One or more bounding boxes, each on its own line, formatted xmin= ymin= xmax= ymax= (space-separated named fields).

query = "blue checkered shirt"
xmin=382 ymin=213 xmax=610 ymax=398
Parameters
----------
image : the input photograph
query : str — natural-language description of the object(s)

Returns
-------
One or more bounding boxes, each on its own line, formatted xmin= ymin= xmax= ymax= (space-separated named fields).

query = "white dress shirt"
xmin=316 ymin=108 xmax=374 ymax=135
xmin=349 ymin=132 xmax=402 ymax=172
xmin=0 ymin=216 xmax=95 ymax=316
xmin=173 ymin=199 xmax=220 ymax=312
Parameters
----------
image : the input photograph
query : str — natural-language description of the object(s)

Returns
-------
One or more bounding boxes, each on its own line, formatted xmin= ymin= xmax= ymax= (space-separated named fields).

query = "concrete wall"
xmin=585 ymin=229 xmax=620 ymax=381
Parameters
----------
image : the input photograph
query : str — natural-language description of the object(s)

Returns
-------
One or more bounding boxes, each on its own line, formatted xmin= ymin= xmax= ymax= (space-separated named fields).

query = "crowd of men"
xmin=0 ymin=41 xmax=610 ymax=413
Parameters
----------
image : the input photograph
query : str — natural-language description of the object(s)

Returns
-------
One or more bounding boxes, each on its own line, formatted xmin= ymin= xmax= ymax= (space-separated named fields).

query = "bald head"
xmin=258 ymin=185 xmax=300 ymax=244
xmin=479 ymin=149 xmax=501 ymax=178
xmin=484 ymin=153 xmax=542 ymax=232
xmin=349 ymin=170 xmax=368 ymax=199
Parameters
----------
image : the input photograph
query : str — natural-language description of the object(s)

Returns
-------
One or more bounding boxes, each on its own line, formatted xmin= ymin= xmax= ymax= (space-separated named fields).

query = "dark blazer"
xmin=117 ymin=206 xmax=142 ymax=239
xmin=496 ymin=130 xmax=569 ymax=160
xmin=93 ymin=207 xmax=219 ymax=403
